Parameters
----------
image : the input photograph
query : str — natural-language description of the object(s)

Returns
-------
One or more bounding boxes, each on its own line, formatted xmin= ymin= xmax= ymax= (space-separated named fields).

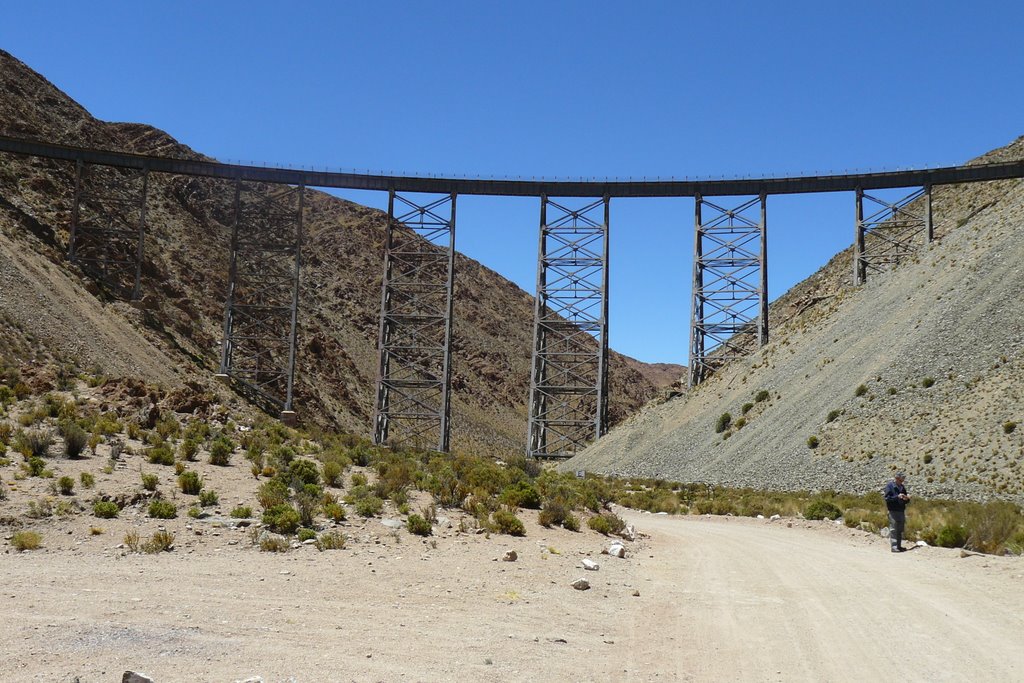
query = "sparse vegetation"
xmin=199 ymin=489 xmax=219 ymax=507
xmin=57 ymin=475 xmax=75 ymax=495
xmin=315 ymin=530 xmax=346 ymax=551
xmin=754 ymin=390 xmax=770 ymax=403
xmin=208 ymin=436 xmax=233 ymax=466
xmin=854 ymin=384 xmax=868 ymax=397
xmin=826 ymin=409 xmax=841 ymax=423
xmin=93 ymin=500 xmax=120 ymax=518
xmin=804 ymin=499 xmax=841 ymax=520
xmin=141 ymin=472 xmax=159 ymax=491
xmin=230 ymin=505 xmax=252 ymax=519
xmin=921 ymin=376 xmax=936 ymax=388
xmin=12 ymin=530 xmax=42 ymax=551
xmin=806 ymin=436 xmax=819 ymax=449
xmin=587 ymin=512 xmax=626 ymax=536
xmin=407 ymin=513 xmax=432 ymax=536
xmin=490 ymin=509 xmax=525 ymax=536
xmin=79 ymin=472 xmax=95 ymax=489
xmin=715 ymin=412 xmax=732 ymax=434
xmin=1004 ymin=421 xmax=1017 ymax=434
xmin=148 ymin=499 xmax=177 ymax=519
xmin=178 ymin=470 xmax=202 ymax=495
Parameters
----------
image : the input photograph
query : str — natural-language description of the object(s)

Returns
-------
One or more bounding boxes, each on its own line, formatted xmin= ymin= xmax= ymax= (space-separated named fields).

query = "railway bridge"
xmin=2 ymin=134 xmax=1022 ymax=458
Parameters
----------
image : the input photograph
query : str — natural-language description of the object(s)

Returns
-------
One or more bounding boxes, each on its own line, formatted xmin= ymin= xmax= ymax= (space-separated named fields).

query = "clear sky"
xmin=2 ymin=2 xmax=1022 ymax=364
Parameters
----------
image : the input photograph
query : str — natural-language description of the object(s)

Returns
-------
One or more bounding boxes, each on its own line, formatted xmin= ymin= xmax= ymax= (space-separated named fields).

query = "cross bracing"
xmin=528 ymin=197 xmax=610 ymax=459
xmin=218 ymin=182 xmax=304 ymax=418
xmin=689 ymin=194 xmax=767 ymax=387
xmin=374 ymin=192 xmax=456 ymax=452
xmin=69 ymin=161 xmax=148 ymax=300
xmin=855 ymin=186 xmax=932 ymax=285
xmin=4 ymin=135 xmax=1024 ymax=443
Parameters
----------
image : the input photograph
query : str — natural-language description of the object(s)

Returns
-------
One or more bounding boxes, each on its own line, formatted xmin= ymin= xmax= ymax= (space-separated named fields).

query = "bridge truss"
xmin=3 ymin=135 xmax=1023 ymax=452
xmin=217 ymin=181 xmax=304 ymax=420
xmin=373 ymin=191 xmax=456 ymax=453
xmin=527 ymin=196 xmax=610 ymax=459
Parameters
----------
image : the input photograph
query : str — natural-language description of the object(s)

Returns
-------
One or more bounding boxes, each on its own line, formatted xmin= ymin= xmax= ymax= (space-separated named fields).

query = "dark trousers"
xmin=888 ymin=510 xmax=906 ymax=549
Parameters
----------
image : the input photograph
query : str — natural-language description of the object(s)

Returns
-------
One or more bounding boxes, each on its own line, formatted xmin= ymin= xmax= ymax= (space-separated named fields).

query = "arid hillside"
xmin=567 ymin=137 xmax=1024 ymax=502
xmin=0 ymin=50 xmax=678 ymax=456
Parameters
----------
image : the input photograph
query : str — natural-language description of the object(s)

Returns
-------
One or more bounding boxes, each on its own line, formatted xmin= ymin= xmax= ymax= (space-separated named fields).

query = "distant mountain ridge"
xmin=0 ymin=49 xmax=680 ymax=455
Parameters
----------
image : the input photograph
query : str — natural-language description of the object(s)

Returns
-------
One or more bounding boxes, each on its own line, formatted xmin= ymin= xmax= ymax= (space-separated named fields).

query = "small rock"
xmin=571 ymin=578 xmax=591 ymax=591
xmin=620 ymin=525 xmax=636 ymax=541
xmin=916 ymin=540 xmax=928 ymax=547
xmin=381 ymin=519 xmax=403 ymax=529
xmin=302 ymin=539 xmax=316 ymax=545
xmin=122 ymin=673 xmax=155 ymax=683
xmin=756 ymin=514 xmax=765 ymax=520
xmin=960 ymin=550 xmax=978 ymax=558
xmin=502 ymin=550 xmax=518 ymax=562
xmin=632 ymin=590 xmax=641 ymax=597
xmin=235 ymin=678 xmax=264 ymax=683
xmin=607 ymin=543 xmax=626 ymax=558
xmin=769 ymin=514 xmax=781 ymax=520
xmin=581 ymin=559 xmax=599 ymax=571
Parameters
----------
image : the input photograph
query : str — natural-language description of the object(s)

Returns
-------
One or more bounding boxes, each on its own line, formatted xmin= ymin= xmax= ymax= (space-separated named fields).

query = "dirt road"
xmin=2 ymin=511 xmax=1022 ymax=682
xmin=622 ymin=512 xmax=1024 ymax=682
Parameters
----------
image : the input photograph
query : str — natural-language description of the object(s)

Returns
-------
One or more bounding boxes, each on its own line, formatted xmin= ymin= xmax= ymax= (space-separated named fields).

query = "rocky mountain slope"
xmin=0 ymin=50 xmax=678 ymax=455
xmin=566 ymin=137 xmax=1024 ymax=502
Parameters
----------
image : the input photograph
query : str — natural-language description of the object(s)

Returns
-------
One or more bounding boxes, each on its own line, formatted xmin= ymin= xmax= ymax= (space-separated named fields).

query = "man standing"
xmin=884 ymin=472 xmax=910 ymax=553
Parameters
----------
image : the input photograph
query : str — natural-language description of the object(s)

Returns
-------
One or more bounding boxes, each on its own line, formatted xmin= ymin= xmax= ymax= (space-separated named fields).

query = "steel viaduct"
xmin=2 ymin=134 xmax=1022 ymax=458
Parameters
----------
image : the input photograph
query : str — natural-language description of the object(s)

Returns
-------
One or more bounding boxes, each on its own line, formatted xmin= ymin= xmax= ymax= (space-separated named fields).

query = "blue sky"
xmin=3 ymin=2 xmax=1022 ymax=364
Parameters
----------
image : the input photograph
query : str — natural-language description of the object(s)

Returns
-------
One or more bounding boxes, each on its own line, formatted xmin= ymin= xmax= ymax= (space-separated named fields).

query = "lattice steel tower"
xmin=373 ymin=191 xmax=456 ymax=453
xmin=218 ymin=181 xmax=304 ymax=421
xmin=527 ymin=196 xmax=610 ymax=459
xmin=69 ymin=160 xmax=148 ymax=300
xmin=688 ymin=193 xmax=767 ymax=386
xmin=854 ymin=185 xmax=932 ymax=285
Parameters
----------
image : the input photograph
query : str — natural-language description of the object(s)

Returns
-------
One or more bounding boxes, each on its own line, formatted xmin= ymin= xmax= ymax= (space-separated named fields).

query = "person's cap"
xmin=895 ymin=472 xmax=906 ymax=479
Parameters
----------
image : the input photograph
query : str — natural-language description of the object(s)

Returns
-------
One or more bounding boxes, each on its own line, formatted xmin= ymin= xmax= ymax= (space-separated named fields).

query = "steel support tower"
xmin=218 ymin=181 xmax=304 ymax=421
xmin=527 ymin=196 xmax=610 ymax=459
xmin=373 ymin=191 xmax=457 ymax=453
xmin=688 ymin=193 xmax=768 ymax=387
xmin=854 ymin=186 xmax=932 ymax=285
xmin=68 ymin=160 xmax=148 ymax=300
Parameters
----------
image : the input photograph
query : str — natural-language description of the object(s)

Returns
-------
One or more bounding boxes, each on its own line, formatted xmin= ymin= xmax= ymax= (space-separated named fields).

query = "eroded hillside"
xmin=0 ymin=50 xmax=674 ymax=455
xmin=566 ymin=137 xmax=1024 ymax=502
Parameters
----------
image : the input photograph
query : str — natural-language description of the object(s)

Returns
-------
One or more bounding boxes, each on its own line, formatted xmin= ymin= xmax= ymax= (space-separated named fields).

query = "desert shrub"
xmin=0 ymin=477 xmax=6 ymax=501
xmin=178 ymin=470 xmax=202 ymax=495
xmin=230 ymin=505 xmax=252 ymax=519
xmin=25 ymin=457 xmax=46 ymax=477
xmin=208 ymin=437 xmax=233 ymax=466
xmin=93 ymin=500 xmax=119 ymax=518
xmin=57 ymin=475 xmax=75 ymax=495
xmin=259 ymin=533 xmax=290 ymax=552
xmin=1004 ymin=421 xmax=1017 ymax=435
xmin=297 ymin=527 xmax=317 ymax=542
xmin=351 ymin=472 xmax=368 ymax=487
xmin=562 ymin=512 xmax=580 ymax=532
xmin=272 ymin=445 xmax=296 ymax=469
xmin=147 ymin=443 xmax=175 ymax=466
xmin=407 ymin=513 xmax=432 ymax=536
xmin=294 ymin=484 xmax=321 ymax=527
xmin=965 ymin=501 xmax=1022 ymax=554
xmin=715 ymin=412 xmax=732 ymax=433
xmin=921 ymin=377 xmax=935 ymax=388
xmin=155 ymin=416 xmax=180 ymax=441
xmin=187 ymin=505 xmax=202 ymax=519
xmin=588 ymin=512 xmax=626 ymax=536
xmin=323 ymin=502 xmax=346 ymax=522
xmin=288 ymin=459 xmax=321 ymax=489
xmin=491 ymin=509 xmax=526 ymax=536
xmin=322 ymin=460 xmax=343 ymax=487
xmin=141 ymin=473 xmax=159 ymax=491
xmin=257 ymin=479 xmax=290 ymax=510
xmin=500 ymin=480 xmax=542 ymax=510
xmin=854 ymin=384 xmax=868 ymax=397
xmin=262 ymin=504 xmax=301 ymax=534
xmin=199 ymin=489 xmax=219 ymax=507
xmin=315 ymin=530 xmax=346 ymax=551
xmin=538 ymin=499 xmax=570 ymax=528
xmin=887 ymin=387 xmax=897 ymax=395
xmin=179 ymin=439 xmax=199 ymax=462
xmin=26 ymin=498 xmax=53 ymax=518
xmin=79 ymin=472 xmax=95 ymax=489
xmin=15 ymin=429 xmax=52 ymax=458
xmin=143 ymin=530 xmax=175 ymax=553
xmin=826 ymin=409 xmax=841 ymax=423
xmin=936 ymin=523 xmax=969 ymax=548
xmin=148 ymin=499 xmax=177 ymax=519
xmin=806 ymin=436 xmax=820 ymax=449
xmin=734 ymin=417 xmax=747 ymax=430
xmin=754 ymin=389 xmax=770 ymax=403
xmin=124 ymin=530 xmax=141 ymax=552
xmin=12 ymin=530 xmax=42 ymax=551
xmin=804 ymin=499 xmax=842 ymax=520
xmin=183 ymin=420 xmax=210 ymax=443
xmin=741 ymin=402 xmax=754 ymax=415
xmin=354 ymin=495 xmax=384 ymax=518
xmin=923 ymin=453 xmax=933 ymax=464
xmin=61 ymin=422 xmax=88 ymax=458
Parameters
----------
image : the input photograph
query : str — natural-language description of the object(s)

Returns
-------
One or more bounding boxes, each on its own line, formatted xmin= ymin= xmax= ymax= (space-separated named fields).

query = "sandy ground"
xmin=2 ymin=510 xmax=1023 ymax=682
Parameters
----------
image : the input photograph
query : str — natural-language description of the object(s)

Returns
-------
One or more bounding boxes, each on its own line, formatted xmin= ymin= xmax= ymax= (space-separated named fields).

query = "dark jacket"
xmin=884 ymin=480 xmax=908 ymax=512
